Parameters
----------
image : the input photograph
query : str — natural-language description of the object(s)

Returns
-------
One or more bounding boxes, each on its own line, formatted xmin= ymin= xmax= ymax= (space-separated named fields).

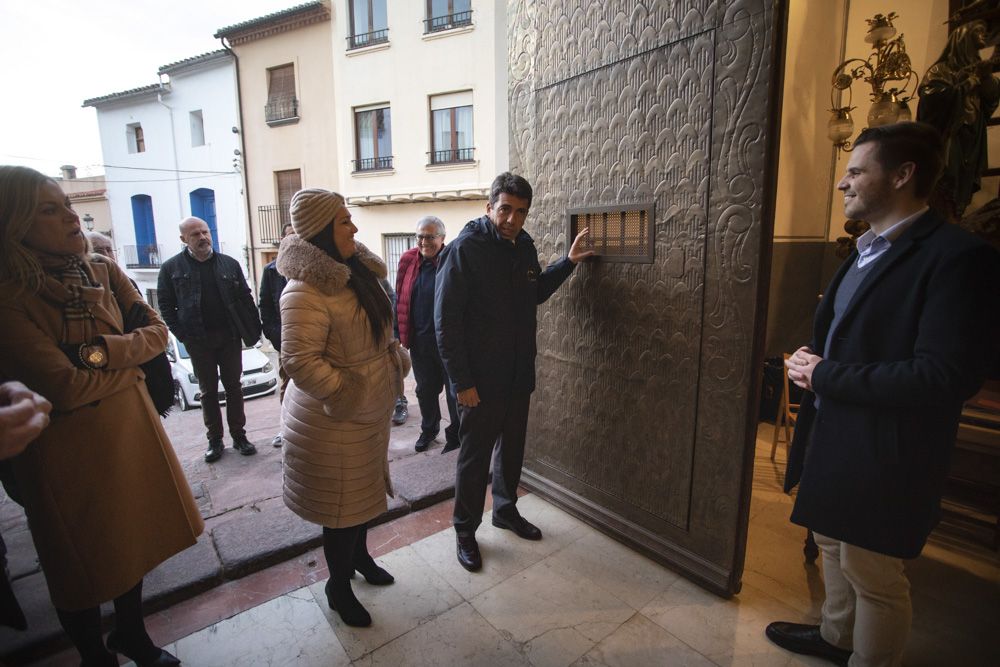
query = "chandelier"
xmin=827 ymin=13 xmax=918 ymax=152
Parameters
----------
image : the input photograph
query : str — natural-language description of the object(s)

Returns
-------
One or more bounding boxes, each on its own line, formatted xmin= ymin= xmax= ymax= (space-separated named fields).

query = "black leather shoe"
xmin=232 ymin=435 xmax=257 ymax=456
xmin=325 ymin=579 xmax=372 ymax=627
xmin=765 ymin=622 xmax=851 ymax=665
xmin=456 ymin=532 xmax=482 ymax=572
xmin=392 ymin=399 xmax=408 ymax=425
xmin=415 ymin=431 xmax=435 ymax=453
xmin=441 ymin=430 xmax=460 ymax=454
xmin=204 ymin=438 xmax=224 ymax=463
xmin=492 ymin=513 xmax=542 ymax=540
xmin=106 ymin=630 xmax=180 ymax=666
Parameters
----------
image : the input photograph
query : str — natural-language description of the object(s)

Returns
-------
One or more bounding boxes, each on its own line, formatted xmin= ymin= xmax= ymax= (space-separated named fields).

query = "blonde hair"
xmin=0 ymin=165 xmax=53 ymax=296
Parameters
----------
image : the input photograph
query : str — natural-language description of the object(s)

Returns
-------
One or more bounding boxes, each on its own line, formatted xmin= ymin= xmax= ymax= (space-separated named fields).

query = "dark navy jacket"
xmin=157 ymin=250 xmax=262 ymax=347
xmin=434 ymin=216 xmax=575 ymax=401
xmin=786 ymin=211 xmax=1000 ymax=559
xmin=258 ymin=260 xmax=287 ymax=351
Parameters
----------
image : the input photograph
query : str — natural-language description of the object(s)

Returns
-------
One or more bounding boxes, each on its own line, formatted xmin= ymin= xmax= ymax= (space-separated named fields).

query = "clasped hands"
xmin=785 ymin=346 xmax=823 ymax=392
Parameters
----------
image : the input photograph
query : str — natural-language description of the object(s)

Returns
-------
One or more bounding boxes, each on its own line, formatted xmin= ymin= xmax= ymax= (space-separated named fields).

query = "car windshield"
xmin=173 ymin=339 xmax=258 ymax=360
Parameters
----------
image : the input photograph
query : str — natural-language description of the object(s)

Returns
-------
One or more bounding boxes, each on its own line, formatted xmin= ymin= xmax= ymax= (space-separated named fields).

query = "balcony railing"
xmin=353 ymin=156 xmax=394 ymax=172
xmin=124 ymin=244 xmax=164 ymax=269
xmin=265 ymin=96 xmax=299 ymax=125
xmin=258 ymin=205 xmax=290 ymax=245
xmin=428 ymin=147 xmax=475 ymax=165
xmin=424 ymin=10 xmax=473 ymax=34
xmin=348 ymin=28 xmax=389 ymax=50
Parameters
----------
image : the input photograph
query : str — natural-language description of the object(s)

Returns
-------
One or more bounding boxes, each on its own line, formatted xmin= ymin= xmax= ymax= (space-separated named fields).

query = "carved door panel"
xmin=509 ymin=0 xmax=784 ymax=596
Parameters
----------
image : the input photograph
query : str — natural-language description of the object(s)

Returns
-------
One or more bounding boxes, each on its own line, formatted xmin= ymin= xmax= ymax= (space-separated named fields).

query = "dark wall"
xmin=765 ymin=241 xmax=844 ymax=357
xmin=510 ymin=0 xmax=783 ymax=595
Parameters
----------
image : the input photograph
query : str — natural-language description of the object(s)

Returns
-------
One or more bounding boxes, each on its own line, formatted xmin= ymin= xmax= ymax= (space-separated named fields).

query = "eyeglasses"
xmin=416 ymin=234 xmax=442 ymax=241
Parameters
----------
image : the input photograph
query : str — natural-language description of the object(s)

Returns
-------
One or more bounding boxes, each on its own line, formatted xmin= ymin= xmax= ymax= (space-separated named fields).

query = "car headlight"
xmin=262 ymin=361 xmax=273 ymax=374
xmin=188 ymin=372 xmax=198 ymax=383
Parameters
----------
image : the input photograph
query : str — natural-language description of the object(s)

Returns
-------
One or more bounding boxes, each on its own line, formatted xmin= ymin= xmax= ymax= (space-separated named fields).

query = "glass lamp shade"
xmin=896 ymin=100 xmax=912 ymax=123
xmin=867 ymin=96 xmax=899 ymax=127
xmin=865 ymin=24 xmax=896 ymax=44
xmin=828 ymin=109 xmax=854 ymax=144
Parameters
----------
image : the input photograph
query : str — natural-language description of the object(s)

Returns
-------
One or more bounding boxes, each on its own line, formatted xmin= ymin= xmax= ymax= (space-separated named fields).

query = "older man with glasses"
xmin=394 ymin=216 xmax=460 ymax=453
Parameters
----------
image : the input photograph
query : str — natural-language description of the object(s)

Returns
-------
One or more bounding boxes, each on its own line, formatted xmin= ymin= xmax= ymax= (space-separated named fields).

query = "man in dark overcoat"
xmin=766 ymin=122 xmax=1000 ymax=666
xmin=435 ymin=172 xmax=593 ymax=572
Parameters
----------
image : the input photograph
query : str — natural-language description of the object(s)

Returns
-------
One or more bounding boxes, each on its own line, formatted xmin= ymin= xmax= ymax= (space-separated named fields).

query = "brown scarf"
xmin=37 ymin=253 xmax=104 ymax=345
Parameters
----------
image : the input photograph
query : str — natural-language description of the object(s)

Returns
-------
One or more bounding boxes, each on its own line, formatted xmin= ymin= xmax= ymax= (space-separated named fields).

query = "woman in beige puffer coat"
xmin=276 ymin=188 xmax=409 ymax=628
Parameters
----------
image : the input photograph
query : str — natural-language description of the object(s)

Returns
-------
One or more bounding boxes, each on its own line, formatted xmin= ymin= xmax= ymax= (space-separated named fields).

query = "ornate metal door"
xmin=510 ymin=0 xmax=785 ymax=596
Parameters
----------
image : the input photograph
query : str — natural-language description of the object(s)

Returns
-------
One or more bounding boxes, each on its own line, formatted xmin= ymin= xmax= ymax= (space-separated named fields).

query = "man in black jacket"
xmin=766 ymin=123 xmax=1000 ymax=665
xmin=259 ymin=223 xmax=292 ymax=447
xmin=435 ymin=172 xmax=593 ymax=572
xmin=158 ymin=217 xmax=263 ymax=463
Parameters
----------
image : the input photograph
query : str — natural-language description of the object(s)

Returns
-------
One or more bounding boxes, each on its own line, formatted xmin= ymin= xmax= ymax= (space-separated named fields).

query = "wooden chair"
xmin=770 ymin=353 xmax=799 ymax=461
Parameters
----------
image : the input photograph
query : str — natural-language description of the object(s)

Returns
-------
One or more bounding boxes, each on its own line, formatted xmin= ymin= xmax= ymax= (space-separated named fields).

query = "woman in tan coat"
xmin=0 ymin=166 xmax=203 ymax=666
xmin=277 ymin=188 xmax=408 ymax=628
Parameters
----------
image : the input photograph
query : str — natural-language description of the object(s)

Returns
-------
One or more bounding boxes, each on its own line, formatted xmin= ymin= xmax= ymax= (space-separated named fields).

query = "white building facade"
xmin=83 ymin=51 xmax=249 ymax=306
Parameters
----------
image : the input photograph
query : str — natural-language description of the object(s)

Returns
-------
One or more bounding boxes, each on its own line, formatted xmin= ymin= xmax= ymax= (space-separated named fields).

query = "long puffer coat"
xmin=276 ymin=236 xmax=409 ymax=528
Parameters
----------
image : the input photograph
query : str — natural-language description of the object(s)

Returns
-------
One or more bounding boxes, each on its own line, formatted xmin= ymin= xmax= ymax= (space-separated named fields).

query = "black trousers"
xmin=452 ymin=392 xmax=531 ymax=533
xmin=185 ymin=330 xmax=245 ymax=441
xmin=410 ymin=335 xmax=459 ymax=439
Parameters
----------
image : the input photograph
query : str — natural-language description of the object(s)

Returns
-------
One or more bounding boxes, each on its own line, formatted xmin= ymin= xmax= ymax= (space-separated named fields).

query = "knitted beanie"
xmin=289 ymin=188 xmax=345 ymax=241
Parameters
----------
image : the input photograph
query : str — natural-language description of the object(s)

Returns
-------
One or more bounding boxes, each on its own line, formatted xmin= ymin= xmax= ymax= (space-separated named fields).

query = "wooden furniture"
xmin=771 ymin=353 xmax=799 ymax=461
xmin=947 ymin=388 xmax=1000 ymax=550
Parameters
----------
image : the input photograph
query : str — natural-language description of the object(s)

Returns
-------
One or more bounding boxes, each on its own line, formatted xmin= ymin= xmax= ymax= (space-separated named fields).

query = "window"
xmin=354 ymin=105 xmax=392 ymax=171
xmin=190 ymin=110 xmax=205 ymax=147
xmin=348 ymin=0 xmax=388 ymax=49
xmin=127 ymin=123 xmax=145 ymax=154
xmin=265 ymin=64 xmax=298 ymax=125
xmin=128 ymin=194 xmax=158 ymax=268
xmin=383 ymin=234 xmax=417 ymax=287
xmin=189 ymin=189 xmax=219 ymax=251
xmin=258 ymin=169 xmax=300 ymax=245
xmin=429 ymin=91 xmax=473 ymax=164
xmin=425 ymin=0 xmax=472 ymax=33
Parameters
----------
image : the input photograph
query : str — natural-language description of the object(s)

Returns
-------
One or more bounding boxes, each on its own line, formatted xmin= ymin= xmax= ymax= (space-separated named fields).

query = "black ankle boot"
xmin=324 ymin=579 xmax=372 ymax=627
xmin=106 ymin=630 xmax=180 ymax=666
xmin=355 ymin=557 xmax=394 ymax=585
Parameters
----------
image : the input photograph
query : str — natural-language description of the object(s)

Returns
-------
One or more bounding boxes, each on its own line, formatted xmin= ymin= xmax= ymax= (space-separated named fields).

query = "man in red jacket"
xmin=395 ymin=216 xmax=460 ymax=453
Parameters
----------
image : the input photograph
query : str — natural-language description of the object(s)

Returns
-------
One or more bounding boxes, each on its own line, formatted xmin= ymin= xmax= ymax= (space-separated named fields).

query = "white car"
xmin=166 ymin=334 xmax=278 ymax=410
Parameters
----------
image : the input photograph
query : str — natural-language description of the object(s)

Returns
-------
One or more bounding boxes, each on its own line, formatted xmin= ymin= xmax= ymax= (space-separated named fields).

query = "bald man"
xmin=158 ymin=217 xmax=262 ymax=463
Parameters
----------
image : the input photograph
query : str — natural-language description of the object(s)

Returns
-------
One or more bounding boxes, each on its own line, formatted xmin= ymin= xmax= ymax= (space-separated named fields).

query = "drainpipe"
xmin=155 ymin=81 xmax=184 ymax=235
xmin=220 ymin=35 xmax=258 ymax=285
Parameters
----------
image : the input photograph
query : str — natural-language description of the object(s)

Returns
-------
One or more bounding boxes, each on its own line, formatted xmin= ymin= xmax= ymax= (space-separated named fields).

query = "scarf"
xmin=37 ymin=253 xmax=103 ymax=345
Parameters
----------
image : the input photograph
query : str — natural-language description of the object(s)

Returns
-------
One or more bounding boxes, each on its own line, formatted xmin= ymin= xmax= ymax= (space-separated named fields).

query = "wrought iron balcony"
xmin=348 ymin=28 xmax=389 ymax=50
xmin=265 ymin=96 xmax=299 ymax=125
xmin=123 ymin=244 xmax=164 ymax=269
xmin=258 ymin=205 xmax=290 ymax=245
xmin=353 ymin=156 xmax=394 ymax=172
xmin=424 ymin=10 xmax=473 ymax=34
xmin=428 ymin=147 xmax=475 ymax=165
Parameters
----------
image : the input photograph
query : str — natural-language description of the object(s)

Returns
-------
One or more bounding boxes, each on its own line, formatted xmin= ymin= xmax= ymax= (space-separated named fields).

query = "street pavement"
xmin=0 ymin=369 xmax=460 ymax=661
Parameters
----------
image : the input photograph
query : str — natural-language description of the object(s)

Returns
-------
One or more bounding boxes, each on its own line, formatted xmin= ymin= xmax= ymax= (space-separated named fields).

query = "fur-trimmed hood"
xmin=276 ymin=235 xmax=387 ymax=296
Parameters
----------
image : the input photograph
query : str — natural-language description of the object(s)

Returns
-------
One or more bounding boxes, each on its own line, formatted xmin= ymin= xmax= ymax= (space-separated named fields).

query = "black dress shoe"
xmin=441 ymin=431 xmax=460 ymax=454
xmin=456 ymin=532 xmax=482 ymax=571
xmin=492 ymin=513 xmax=542 ymax=540
xmin=324 ymin=579 xmax=372 ymax=627
xmin=765 ymin=622 xmax=851 ymax=665
xmin=414 ymin=431 xmax=435 ymax=453
xmin=106 ymin=630 xmax=180 ymax=666
xmin=232 ymin=435 xmax=257 ymax=456
xmin=204 ymin=438 xmax=224 ymax=463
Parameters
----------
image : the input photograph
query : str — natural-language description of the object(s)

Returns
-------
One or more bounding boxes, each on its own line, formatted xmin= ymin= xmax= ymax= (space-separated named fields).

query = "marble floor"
xmin=35 ymin=427 xmax=1000 ymax=666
